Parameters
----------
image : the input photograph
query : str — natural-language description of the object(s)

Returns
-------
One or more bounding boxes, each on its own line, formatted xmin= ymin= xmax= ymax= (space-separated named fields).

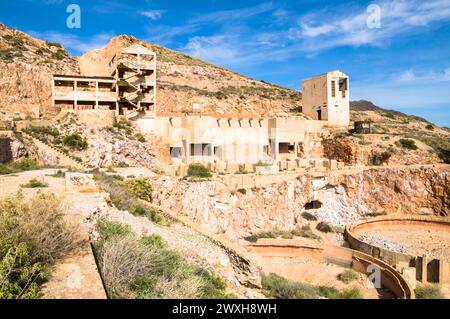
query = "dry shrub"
xmin=152 ymin=271 xmax=203 ymax=299
xmin=0 ymin=192 xmax=83 ymax=264
xmin=98 ymin=235 xmax=157 ymax=298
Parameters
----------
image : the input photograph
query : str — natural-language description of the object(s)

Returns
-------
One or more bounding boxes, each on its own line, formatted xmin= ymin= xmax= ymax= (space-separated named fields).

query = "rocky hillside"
xmin=348 ymin=100 xmax=450 ymax=164
xmin=79 ymin=35 xmax=303 ymax=117
xmin=0 ymin=23 xmax=78 ymax=118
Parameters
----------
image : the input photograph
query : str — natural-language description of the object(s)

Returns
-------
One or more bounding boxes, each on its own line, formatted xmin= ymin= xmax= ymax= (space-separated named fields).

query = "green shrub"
xmin=415 ymin=284 xmax=445 ymax=299
xmin=135 ymin=133 xmax=146 ymax=142
xmin=45 ymin=41 xmax=62 ymax=48
xmin=123 ymin=178 xmax=153 ymax=202
xmin=338 ymin=286 xmax=364 ymax=299
xmin=262 ymin=273 xmax=364 ymax=299
xmin=0 ymin=193 xmax=82 ymax=298
xmin=382 ymin=112 xmax=396 ymax=120
xmin=113 ymin=119 xmax=133 ymax=135
xmin=94 ymin=225 xmax=231 ymax=299
xmin=338 ymin=269 xmax=359 ymax=283
xmin=0 ymin=158 xmax=39 ymax=175
xmin=62 ymin=134 xmax=88 ymax=150
xmin=23 ymin=126 xmax=59 ymax=138
xmin=20 ymin=179 xmax=48 ymax=188
xmin=262 ymin=273 xmax=318 ymax=299
xmin=95 ymin=218 xmax=132 ymax=246
xmin=399 ymin=139 xmax=418 ymax=150
xmin=187 ymin=163 xmax=212 ymax=178
xmin=0 ymin=243 xmax=48 ymax=299
xmin=141 ymin=234 xmax=166 ymax=249
xmin=425 ymin=124 xmax=434 ymax=131
xmin=50 ymin=49 xmax=66 ymax=60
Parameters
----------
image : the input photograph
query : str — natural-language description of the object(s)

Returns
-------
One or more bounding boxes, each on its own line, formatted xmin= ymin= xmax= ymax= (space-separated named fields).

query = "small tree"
xmin=187 ymin=164 xmax=212 ymax=178
xmin=63 ymin=133 xmax=88 ymax=150
xmin=399 ymin=139 xmax=418 ymax=150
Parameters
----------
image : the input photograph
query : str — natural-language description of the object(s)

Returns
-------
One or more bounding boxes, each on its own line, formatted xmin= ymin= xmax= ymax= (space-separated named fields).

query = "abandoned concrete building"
xmin=52 ymin=44 xmax=350 ymax=170
xmin=52 ymin=44 xmax=156 ymax=119
xmin=302 ymin=70 xmax=350 ymax=127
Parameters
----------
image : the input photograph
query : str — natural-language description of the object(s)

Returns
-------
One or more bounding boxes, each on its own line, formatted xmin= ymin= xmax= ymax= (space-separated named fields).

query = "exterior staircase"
xmin=22 ymin=132 xmax=89 ymax=171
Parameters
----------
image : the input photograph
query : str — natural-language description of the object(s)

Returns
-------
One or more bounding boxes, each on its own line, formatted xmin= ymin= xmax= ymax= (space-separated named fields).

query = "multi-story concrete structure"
xmin=51 ymin=45 xmax=349 ymax=168
xmin=52 ymin=44 xmax=156 ymax=119
xmin=301 ymin=70 xmax=349 ymax=127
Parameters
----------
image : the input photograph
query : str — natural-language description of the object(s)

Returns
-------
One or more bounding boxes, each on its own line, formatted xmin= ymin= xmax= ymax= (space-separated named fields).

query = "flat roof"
xmin=53 ymin=74 xmax=115 ymax=80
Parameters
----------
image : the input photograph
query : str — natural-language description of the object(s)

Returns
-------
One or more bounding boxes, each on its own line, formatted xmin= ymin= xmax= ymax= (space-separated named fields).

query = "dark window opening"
xmin=305 ymin=200 xmax=323 ymax=210
xmin=317 ymin=110 xmax=322 ymax=121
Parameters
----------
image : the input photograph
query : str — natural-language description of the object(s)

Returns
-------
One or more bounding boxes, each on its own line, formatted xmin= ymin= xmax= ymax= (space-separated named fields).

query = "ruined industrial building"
xmin=0 ymin=23 xmax=449 ymax=301
xmin=52 ymin=44 xmax=350 ymax=174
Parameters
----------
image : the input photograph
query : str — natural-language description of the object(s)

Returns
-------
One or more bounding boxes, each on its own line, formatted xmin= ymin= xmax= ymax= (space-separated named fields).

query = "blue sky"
xmin=1 ymin=0 xmax=450 ymax=126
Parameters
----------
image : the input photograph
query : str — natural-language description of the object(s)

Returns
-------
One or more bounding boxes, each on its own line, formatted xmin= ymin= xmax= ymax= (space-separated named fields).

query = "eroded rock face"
xmin=151 ymin=176 xmax=311 ymax=238
xmin=338 ymin=167 xmax=450 ymax=216
xmin=149 ymin=167 xmax=449 ymax=239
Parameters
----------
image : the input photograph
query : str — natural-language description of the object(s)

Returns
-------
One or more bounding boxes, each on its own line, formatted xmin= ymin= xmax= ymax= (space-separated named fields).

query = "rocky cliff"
xmin=149 ymin=167 xmax=449 ymax=239
xmin=0 ymin=23 xmax=78 ymax=118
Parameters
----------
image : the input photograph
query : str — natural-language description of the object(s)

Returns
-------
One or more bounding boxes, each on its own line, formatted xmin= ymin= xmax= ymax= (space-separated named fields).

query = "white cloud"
xmin=28 ymin=31 xmax=114 ymax=55
xmin=141 ymin=10 xmax=166 ymax=20
xmin=189 ymin=2 xmax=274 ymax=24
xmin=290 ymin=0 xmax=450 ymax=51
xmin=395 ymin=68 xmax=450 ymax=83
xmin=181 ymin=36 xmax=239 ymax=64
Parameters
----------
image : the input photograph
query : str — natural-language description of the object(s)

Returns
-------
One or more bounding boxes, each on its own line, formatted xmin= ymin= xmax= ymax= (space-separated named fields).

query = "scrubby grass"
xmin=261 ymin=273 xmax=363 ymax=299
xmin=244 ymin=225 xmax=320 ymax=242
xmin=0 ymin=158 xmax=39 ymax=175
xmin=95 ymin=174 xmax=170 ymax=225
xmin=415 ymin=284 xmax=445 ymax=299
xmin=62 ymin=133 xmax=88 ymax=150
xmin=291 ymin=225 xmax=321 ymax=240
xmin=135 ymin=133 xmax=146 ymax=143
xmin=0 ymin=193 xmax=82 ymax=298
xmin=364 ymin=212 xmax=386 ymax=218
xmin=186 ymin=163 xmax=212 ymax=178
xmin=20 ymin=178 xmax=48 ymax=188
xmin=398 ymin=139 xmax=418 ymax=150
xmin=122 ymin=178 xmax=153 ymax=202
xmin=94 ymin=218 xmax=234 ymax=299
xmin=337 ymin=269 xmax=359 ymax=284
xmin=113 ymin=119 xmax=133 ymax=135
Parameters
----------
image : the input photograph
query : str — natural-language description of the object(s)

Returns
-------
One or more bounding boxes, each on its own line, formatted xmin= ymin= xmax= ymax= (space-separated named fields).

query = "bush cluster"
xmin=415 ymin=284 xmax=445 ymax=299
xmin=20 ymin=178 xmax=48 ymax=188
xmin=398 ymin=139 xmax=418 ymax=150
xmin=261 ymin=273 xmax=363 ymax=299
xmin=186 ymin=163 xmax=212 ymax=178
xmin=96 ymin=174 xmax=169 ymax=225
xmin=62 ymin=133 xmax=88 ymax=150
xmin=244 ymin=225 xmax=320 ymax=242
xmin=0 ymin=193 xmax=82 ymax=298
xmin=94 ymin=218 xmax=234 ymax=299
xmin=0 ymin=158 xmax=39 ymax=175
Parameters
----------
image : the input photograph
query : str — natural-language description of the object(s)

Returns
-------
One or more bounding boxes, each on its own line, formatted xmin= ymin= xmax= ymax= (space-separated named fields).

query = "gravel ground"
xmin=357 ymin=228 xmax=450 ymax=260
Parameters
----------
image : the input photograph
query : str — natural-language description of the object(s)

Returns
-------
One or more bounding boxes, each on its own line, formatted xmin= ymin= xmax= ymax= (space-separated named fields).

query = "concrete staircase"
xmin=22 ymin=132 xmax=89 ymax=170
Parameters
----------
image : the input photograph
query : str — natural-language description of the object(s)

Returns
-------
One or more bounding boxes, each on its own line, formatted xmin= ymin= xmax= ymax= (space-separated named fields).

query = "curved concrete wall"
xmin=250 ymin=240 xmax=414 ymax=298
xmin=346 ymin=215 xmax=450 ymax=286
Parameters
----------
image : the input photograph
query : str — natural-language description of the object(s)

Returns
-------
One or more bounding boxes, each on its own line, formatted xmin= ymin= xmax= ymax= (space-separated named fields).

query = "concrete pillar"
xmin=182 ymin=139 xmax=190 ymax=164
xmin=95 ymin=81 xmax=99 ymax=110
xmin=51 ymin=77 xmax=55 ymax=107
xmin=271 ymin=138 xmax=279 ymax=161
xmin=74 ymin=80 xmax=78 ymax=112
xmin=439 ymin=260 xmax=449 ymax=285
